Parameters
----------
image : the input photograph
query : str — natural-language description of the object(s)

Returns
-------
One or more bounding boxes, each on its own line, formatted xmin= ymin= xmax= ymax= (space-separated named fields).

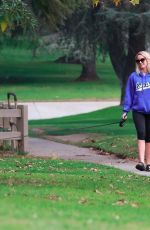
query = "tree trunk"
xmin=76 ymin=42 xmax=99 ymax=81
xmin=107 ymin=16 xmax=127 ymax=80
xmin=107 ymin=14 xmax=146 ymax=104
xmin=107 ymin=19 xmax=127 ymax=104
xmin=54 ymin=55 xmax=81 ymax=64
xmin=120 ymin=19 xmax=146 ymax=104
xmin=76 ymin=61 xmax=99 ymax=81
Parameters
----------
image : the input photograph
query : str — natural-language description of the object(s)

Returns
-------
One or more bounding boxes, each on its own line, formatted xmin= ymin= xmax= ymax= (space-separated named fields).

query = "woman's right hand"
xmin=122 ymin=112 xmax=127 ymax=120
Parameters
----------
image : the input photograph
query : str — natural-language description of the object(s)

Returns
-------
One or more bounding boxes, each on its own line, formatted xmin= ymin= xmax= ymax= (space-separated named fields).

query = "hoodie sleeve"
xmin=123 ymin=73 xmax=135 ymax=113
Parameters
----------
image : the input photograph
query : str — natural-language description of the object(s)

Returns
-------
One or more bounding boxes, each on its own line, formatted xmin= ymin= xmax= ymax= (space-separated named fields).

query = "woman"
xmin=122 ymin=51 xmax=150 ymax=171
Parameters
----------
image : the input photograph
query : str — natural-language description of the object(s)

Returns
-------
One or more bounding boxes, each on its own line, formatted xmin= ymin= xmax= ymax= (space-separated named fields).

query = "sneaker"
xmin=146 ymin=164 xmax=150 ymax=172
xmin=135 ymin=162 xmax=145 ymax=171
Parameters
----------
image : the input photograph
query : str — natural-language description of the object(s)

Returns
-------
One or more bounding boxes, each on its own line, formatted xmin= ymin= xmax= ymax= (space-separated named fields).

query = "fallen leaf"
xmin=47 ymin=194 xmax=62 ymax=201
xmin=0 ymin=158 xmax=5 ymax=161
xmin=109 ymin=184 xmax=114 ymax=189
xmin=130 ymin=202 xmax=139 ymax=208
xmin=8 ymin=170 xmax=16 ymax=173
xmin=113 ymin=199 xmax=128 ymax=206
xmin=25 ymin=162 xmax=33 ymax=168
xmin=114 ymin=215 xmax=120 ymax=220
xmin=95 ymin=189 xmax=103 ymax=195
xmin=78 ymin=197 xmax=88 ymax=204
xmin=90 ymin=168 xmax=98 ymax=172
xmin=25 ymin=173 xmax=32 ymax=175
xmin=15 ymin=161 xmax=21 ymax=167
xmin=51 ymin=154 xmax=59 ymax=160
xmin=115 ymin=190 xmax=125 ymax=195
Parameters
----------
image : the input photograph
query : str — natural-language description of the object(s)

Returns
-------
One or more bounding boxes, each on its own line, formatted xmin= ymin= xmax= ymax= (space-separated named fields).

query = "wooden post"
xmin=0 ymin=117 xmax=2 ymax=147
xmin=16 ymin=105 xmax=28 ymax=152
xmin=3 ymin=117 xmax=10 ymax=147
xmin=0 ymin=105 xmax=28 ymax=152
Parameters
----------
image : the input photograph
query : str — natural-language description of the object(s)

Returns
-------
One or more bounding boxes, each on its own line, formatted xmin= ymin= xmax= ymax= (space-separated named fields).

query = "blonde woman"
xmin=122 ymin=51 xmax=150 ymax=171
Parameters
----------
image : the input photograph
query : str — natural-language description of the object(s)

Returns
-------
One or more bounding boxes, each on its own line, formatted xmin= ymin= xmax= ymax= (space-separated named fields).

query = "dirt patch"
xmin=31 ymin=128 xmax=45 ymax=135
xmin=30 ymin=127 xmax=59 ymax=135
xmin=43 ymin=133 xmax=100 ymax=145
xmin=0 ymin=151 xmax=16 ymax=157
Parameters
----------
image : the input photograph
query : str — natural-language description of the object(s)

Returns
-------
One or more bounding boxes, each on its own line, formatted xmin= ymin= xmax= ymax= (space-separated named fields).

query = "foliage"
xmin=58 ymin=0 xmax=143 ymax=82
xmin=92 ymin=0 xmax=140 ymax=7
xmin=31 ymin=0 xmax=80 ymax=32
xmin=59 ymin=2 xmax=99 ymax=63
xmin=58 ymin=0 xmax=105 ymax=81
xmin=0 ymin=0 xmax=37 ymax=34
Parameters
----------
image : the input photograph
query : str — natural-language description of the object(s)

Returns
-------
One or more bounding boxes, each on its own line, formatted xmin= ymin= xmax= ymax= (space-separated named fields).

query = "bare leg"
xmin=137 ymin=139 xmax=145 ymax=163
xmin=145 ymin=143 xmax=150 ymax=164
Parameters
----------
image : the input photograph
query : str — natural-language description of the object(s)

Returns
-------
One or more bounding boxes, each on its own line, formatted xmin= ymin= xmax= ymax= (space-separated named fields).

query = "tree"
xmin=59 ymin=0 xmax=150 ymax=101
xmin=0 ymin=0 xmax=75 ymax=33
xmin=59 ymin=1 xmax=104 ymax=81
xmin=105 ymin=0 xmax=150 ymax=103
xmin=0 ymin=0 xmax=37 ymax=34
xmin=1 ymin=0 xmax=146 ymax=101
xmin=26 ymin=0 xmax=78 ymax=32
xmin=0 ymin=0 xmax=76 ymax=37
xmin=23 ymin=0 xmax=79 ymax=56
xmin=58 ymin=0 xmax=140 ymax=82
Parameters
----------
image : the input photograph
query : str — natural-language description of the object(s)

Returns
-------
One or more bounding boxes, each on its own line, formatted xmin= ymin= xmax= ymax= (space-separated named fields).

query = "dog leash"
xmin=74 ymin=119 xmax=126 ymax=131
xmin=56 ymin=118 xmax=127 ymax=133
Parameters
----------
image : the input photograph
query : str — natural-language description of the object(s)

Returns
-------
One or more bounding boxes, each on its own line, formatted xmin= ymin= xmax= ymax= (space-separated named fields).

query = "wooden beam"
xmin=0 ymin=131 xmax=21 ymax=140
xmin=0 ymin=109 xmax=21 ymax=117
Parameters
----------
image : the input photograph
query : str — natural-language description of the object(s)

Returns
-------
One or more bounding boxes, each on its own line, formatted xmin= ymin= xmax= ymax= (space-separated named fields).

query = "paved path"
xmin=24 ymin=100 xmax=149 ymax=177
xmin=21 ymin=100 xmax=119 ymax=120
xmin=27 ymin=137 xmax=150 ymax=177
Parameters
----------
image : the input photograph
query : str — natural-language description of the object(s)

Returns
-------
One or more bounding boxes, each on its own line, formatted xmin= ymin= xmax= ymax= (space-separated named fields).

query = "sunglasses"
xmin=135 ymin=58 xmax=146 ymax=64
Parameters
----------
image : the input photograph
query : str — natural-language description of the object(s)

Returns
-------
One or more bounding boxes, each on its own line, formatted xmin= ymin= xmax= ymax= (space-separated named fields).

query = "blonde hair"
xmin=135 ymin=51 xmax=150 ymax=74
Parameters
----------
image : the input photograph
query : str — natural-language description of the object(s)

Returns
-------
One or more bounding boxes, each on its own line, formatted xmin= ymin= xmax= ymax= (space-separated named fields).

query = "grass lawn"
xmin=0 ymin=46 xmax=135 ymax=159
xmin=1 ymin=46 xmax=149 ymax=230
xmin=0 ymin=157 xmax=150 ymax=230
xmin=29 ymin=106 xmax=137 ymax=159
xmin=0 ymin=47 xmax=120 ymax=101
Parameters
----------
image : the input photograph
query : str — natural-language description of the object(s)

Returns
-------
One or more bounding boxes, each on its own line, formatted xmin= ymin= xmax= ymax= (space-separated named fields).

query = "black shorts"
xmin=132 ymin=111 xmax=150 ymax=142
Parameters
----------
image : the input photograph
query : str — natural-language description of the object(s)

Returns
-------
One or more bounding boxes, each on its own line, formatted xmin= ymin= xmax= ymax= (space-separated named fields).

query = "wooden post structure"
xmin=0 ymin=105 xmax=28 ymax=152
xmin=16 ymin=105 xmax=28 ymax=152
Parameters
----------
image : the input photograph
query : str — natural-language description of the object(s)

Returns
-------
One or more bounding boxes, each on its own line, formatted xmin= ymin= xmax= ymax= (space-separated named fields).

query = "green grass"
xmin=0 ymin=47 xmax=120 ymax=101
xmin=0 ymin=157 xmax=150 ymax=230
xmin=0 ymin=45 xmax=148 ymax=230
xmin=29 ymin=106 xmax=138 ymax=159
xmin=0 ymin=46 xmax=133 ymax=159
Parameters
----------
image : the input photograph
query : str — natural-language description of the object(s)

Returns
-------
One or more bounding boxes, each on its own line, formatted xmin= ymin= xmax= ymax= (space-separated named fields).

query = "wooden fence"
xmin=0 ymin=105 xmax=28 ymax=152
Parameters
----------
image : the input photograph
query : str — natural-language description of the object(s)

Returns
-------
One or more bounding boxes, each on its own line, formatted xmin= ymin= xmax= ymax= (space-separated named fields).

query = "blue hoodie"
xmin=123 ymin=72 xmax=150 ymax=114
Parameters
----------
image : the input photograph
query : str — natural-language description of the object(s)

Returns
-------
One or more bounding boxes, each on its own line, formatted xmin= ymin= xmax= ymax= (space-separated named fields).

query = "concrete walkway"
xmin=27 ymin=137 xmax=150 ymax=177
xmin=24 ymin=100 xmax=150 ymax=177
xmin=21 ymin=100 xmax=119 ymax=120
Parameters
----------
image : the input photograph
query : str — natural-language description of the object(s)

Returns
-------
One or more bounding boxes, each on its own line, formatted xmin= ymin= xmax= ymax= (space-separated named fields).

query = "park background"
xmin=0 ymin=1 xmax=150 ymax=230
